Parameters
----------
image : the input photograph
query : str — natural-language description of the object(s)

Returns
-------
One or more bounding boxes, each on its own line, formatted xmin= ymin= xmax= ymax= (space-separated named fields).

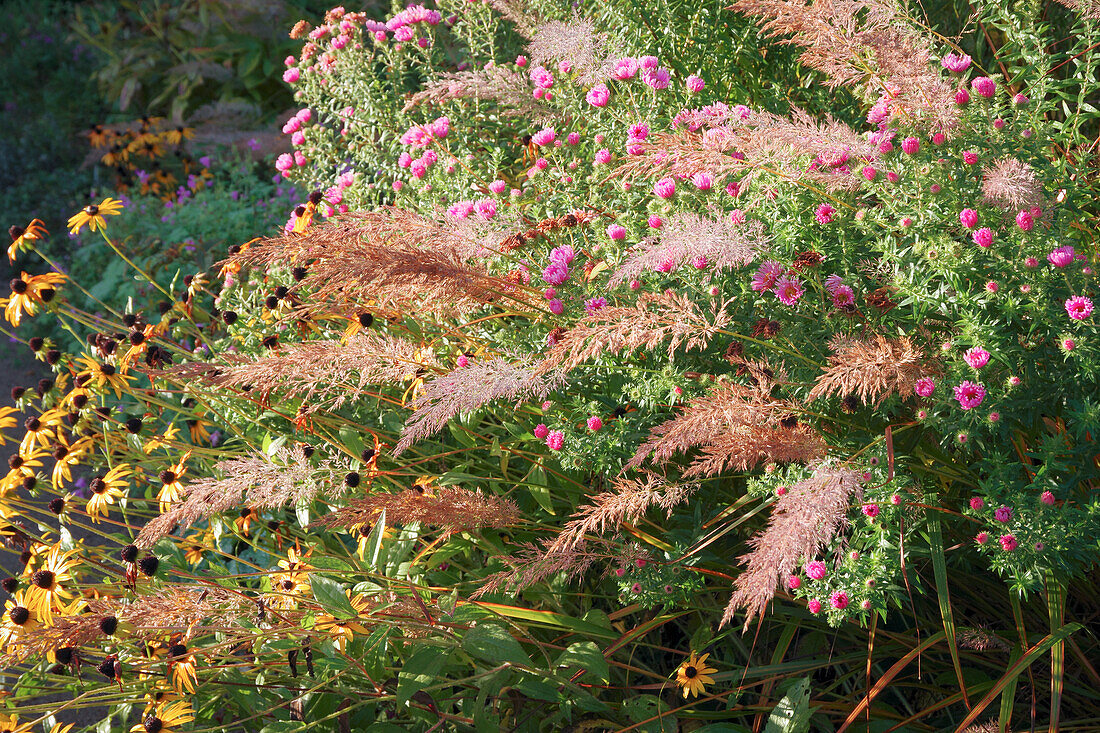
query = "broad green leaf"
xmin=765 ymin=678 xmax=811 ymax=733
xmin=397 ymin=647 xmax=451 ymax=707
xmin=461 ymin=623 xmax=531 ymax=667
xmin=555 ymin=641 xmax=609 ymax=683
xmin=310 ymin=575 xmax=357 ymax=618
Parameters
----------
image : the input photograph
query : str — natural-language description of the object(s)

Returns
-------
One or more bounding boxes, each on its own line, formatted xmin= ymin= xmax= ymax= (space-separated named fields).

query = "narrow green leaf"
xmin=928 ymin=515 xmax=969 ymax=708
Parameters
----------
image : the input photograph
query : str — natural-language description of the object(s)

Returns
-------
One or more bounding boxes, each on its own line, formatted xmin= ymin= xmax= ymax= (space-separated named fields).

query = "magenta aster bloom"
xmin=830 ymin=591 xmax=850 ymax=610
xmin=1048 ymin=245 xmax=1075 ymax=267
xmin=606 ymin=224 xmax=626 ymax=240
xmin=953 ymin=381 xmax=986 ymax=410
xmin=586 ymin=416 xmax=603 ymax=431
xmin=806 ymin=561 xmax=826 ymax=580
xmin=963 ymin=347 xmax=990 ymax=369
xmin=814 ymin=203 xmax=835 ymax=224
xmin=831 ymin=285 xmax=854 ymax=308
xmin=824 ymin=274 xmax=844 ymax=294
xmin=994 ymin=506 xmax=1012 ymax=522
xmin=653 ymin=177 xmax=676 ymax=199
xmin=545 ymin=430 xmax=564 ymax=451
xmin=972 ymin=76 xmax=996 ymax=98
xmin=976 ymin=531 xmax=989 ymax=544
xmin=774 ymin=275 xmax=805 ymax=306
xmin=691 ymin=171 xmax=713 ymax=190
xmin=901 ymin=136 xmax=920 ymax=154
xmin=999 ymin=534 xmax=1017 ymax=551
xmin=533 ymin=423 xmax=549 ymax=439
xmin=959 ymin=208 xmax=978 ymax=228
xmin=1015 ymin=210 xmax=1034 ymax=230
xmin=586 ymin=83 xmax=610 ymax=107
xmin=584 ymin=296 xmax=607 ymax=314
xmin=972 ymin=227 xmax=993 ymax=247
xmin=807 ymin=599 xmax=822 ymax=614
xmin=1041 ymin=491 xmax=1056 ymax=505
xmin=686 ymin=74 xmax=705 ymax=92
xmin=914 ymin=377 xmax=935 ymax=397
xmin=751 ymin=260 xmax=783 ymax=292
xmin=969 ymin=496 xmax=984 ymax=510
xmin=1065 ymin=296 xmax=1093 ymax=320
xmin=531 ymin=127 xmax=556 ymax=146
xmin=787 ymin=574 xmax=801 ymax=590
xmin=941 ymin=52 xmax=972 ymax=72
xmin=862 ymin=504 xmax=880 ymax=518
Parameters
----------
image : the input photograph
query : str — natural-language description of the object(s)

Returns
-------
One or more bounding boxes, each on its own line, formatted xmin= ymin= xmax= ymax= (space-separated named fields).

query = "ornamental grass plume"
xmin=609 ymin=213 xmax=765 ymax=287
xmin=537 ymin=290 xmax=730 ymax=374
xmin=723 ymin=464 xmax=863 ymax=628
xmin=627 ymin=378 xmax=826 ymax=477
xmin=807 ymin=335 xmax=928 ymax=406
xmin=527 ymin=18 xmax=611 ymax=84
xmin=981 ymin=158 xmax=1045 ymax=212
xmin=308 ymin=485 xmax=520 ymax=535
xmin=403 ymin=63 xmax=560 ymax=120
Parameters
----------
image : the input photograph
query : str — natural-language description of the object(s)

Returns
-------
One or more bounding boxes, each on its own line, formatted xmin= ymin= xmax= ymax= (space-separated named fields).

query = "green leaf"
xmin=461 ymin=623 xmax=531 ymax=667
xmin=928 ymin=516 xmax=968 ymax=707
xmin=365 ymin=509 xmax=386 ymax=571
xmin=554 ymin=641 xmax=609 ymax=683
xmin=621 ymin=694 xmax=677 ymax=733
xmin=397 ymin=647 xmax=451 ymax=707
xmin=765 ymin=678 xmax=811 ymax=733
xmin=310 ymin=575 xmax=357 ymax=618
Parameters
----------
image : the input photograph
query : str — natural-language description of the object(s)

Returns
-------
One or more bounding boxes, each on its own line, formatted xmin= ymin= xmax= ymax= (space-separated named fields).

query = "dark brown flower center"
xmin=143 ymin=715 xmax=163 ymax=733
xmin=159 ymin=470 xmax=177 ymax=484
xmin=24 ymin=416 xmax=41 ymax=431
xmin=684 ymin=666 xmax=698 ymax=679
xmin=9 ymin=606 xmax=29 ymax=625
xmin=32 ymin=570 xmax=55 ymax=589
xmin=83 ymin=205 xmax=99 ymax=216
xmin=90 ymin=477 xmax=107 ymax=494
xmin=10 ymin=278 xmax=27 ymax=294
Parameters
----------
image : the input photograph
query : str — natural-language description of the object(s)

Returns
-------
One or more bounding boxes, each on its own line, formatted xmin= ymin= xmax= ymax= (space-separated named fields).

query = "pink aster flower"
xmin=594 ymin=148 xmax=612 ymax=164
xmin=586 ymin=416 xmax=603 ymax=431
xmin=647 ymin=215 xmax=663 ymax=229
xmin=806 ymin=561 xmax=826 ymax=580
xmin=901 ymin=136 xmax=920 ymax=154
xmin=1065 ymin=296 xmax=1093 ymax=320
xmin=531 ymin=127 xmax=556 ymax=146
xmin=1048 ymin=245 xmax=1075 ymax=267
xmin=941 ymin=52 xmax=972 ymax=72
xmin=751 ymin=260 xmax=784 ymax=292
xmin=585 ymin=296 xmax=607 ymax=314
xmin=545 ymin=430 xmax=564 ymax=451
xmin=686 ymin=74 xmax=705 ymax=92
xmin=953 ymin=381 xmax=986 ymax=410
xmin=774 ymin=275 xmax=805 ymax=306
xmin=283 ymin=68 xmax=300 ymax=83
xmin=963 ymin=347 xmax=990 ymax=369
xmin=973 ymin=227 xmax=993 ymax=247
xmin=653 ymin=177 xmax=676 ymax=198
xmin=959 ymin=208 xmax=978 ymax=228
xmin=999 ymin=534 xmax=1017 ymax=551
xmin=955 ymin=88 xmax=970 ymax=105
xmin=474 ymin=198 xmax=497 ymax=219
xmin=515 ymin=55 xmax=528 ymax=67
xmin=641 ymin=67 xmax=670 ymax=89
xmin=831 ymin=285 xmax=855 ymax=308
xmin=914 ymin=377 xmax=936 ymax=397
xmin=607 ymin=224 xmax=626 ymax=240
xmin=691 ymin=255 xmax=708 ymax=270
xmin=963 ymin=151 xmax=978 ymax=165
xmin=611 ymin=57 xmax=639 ymax=80
xmin=830 ymin=591 xmax=850 ymax=610
xmin=1041 ymin=491 xmax=1055 ymax=505
xmin=814 ymin=204 xmax=835 ymax=224
xmin=691 ymin=171 xmax=713 ymax=190
xmin=550 ymin=245 xmax=575 ymax=265
xmin=548 ymin=299 xmax=564 ymax=315
xmin=1015 ymin=210 xmax=1034 ymax=231
xmin=976 ymin=531 xmax=989 ymax=545
xmin=994 ymin=506 xmax=1012 ymax=522
xmin=807 ymin=599 xmax=822 ymax=614
xmin=969 ymin=496 xmax=985 ymax=511
xmin=824 ymin=274 xmax=844 ymax=294
xmin=862 ymin=504 xmax=880 ymax=518
xmin=542 ymin=262 xmax=568 ymax=286
xmin=972 ymin=76 xmax=997 ymax=98
xmin=1063 ymin=338 xmax=1076 ymax=352
xmin=533 ymin=423 xmax=549 ymax=439
xmin=586 ymin=83 xmax=610 ymax=107
xmin=862 ymin=166 xmax=877 ymax=181
xmin=787 ymin=575 xmax=801 ymax=590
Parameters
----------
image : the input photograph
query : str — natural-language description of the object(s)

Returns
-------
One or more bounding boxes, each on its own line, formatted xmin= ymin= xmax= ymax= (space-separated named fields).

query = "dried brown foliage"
xmin=499 ymin=209 xmax=604 ymax=252
xmin=612 ymin=110 xmax=874 ymax=193
xmin=545 ymin=474 xmax=696 ymax=555
xmin=627 ymin=376 xmax=826 ymax=477
xmin=723 ymin=464 xmax=863 ymax=628
xmin=310 ymin=485 xmax=520 ymax=535
xmin=957 ymin=626 xmax=1011 ymax=652
xmin=982 ymin=158 xmax=1045 ymax=212
xmin=729 ymin=0 xmax=958 ymax=130
xmin=229 ymin=209 xmax=536 ymax=317
xmin=1055 ymin=0 xmax=1100 ymax=18
xmin=156 ymin=333 xmax=433 ymax=412
xmin=404 ymin=63 xmax=559 ymax=121
xmin=807 ymin=335 xmax=925 ymax=405
xmin=538 ymin=290 xmax=729 ymax=375
xmin=396 ymin=358 xmax=565 ymax=454
xmin=136 ymin=445 xmax=329 ymax=548
xmin=609 ymin=214 xmax=764 ymax=287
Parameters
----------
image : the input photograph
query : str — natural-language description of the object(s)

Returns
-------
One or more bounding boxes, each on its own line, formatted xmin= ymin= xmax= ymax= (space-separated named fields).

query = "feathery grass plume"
xmin=310 ymin=485 xmax=520 ymax=534
xmin=722 ymin=464 xmax=863 ymax=628
xmin=485 ymin=0 xmax=541 ymax=38
xmin=136 ymin=445 xmax=326 ymax=548
xmin=2 ymin=587 xmax=246 ymax=664
xmin=807 ymin=334 xmax=926 ymax=406
xmin=156 ymin=333 xmax=433 ymax=412
xmin=609 ymin=214 xmax=765 ymax=287
xmin=729 ymin=0 xmax=958 ymax=130
xmin=395 ymin=357 xmax=564 ymax=454
xmin=229 ymin=209 xmax=538 ymax=317
xmin=1055 ymin=0 xmax=1100 ymax=18
xmin=981 ymin=158 xmax=1046 ymax=212
xmin=626 ymin=377 xmax=826 ymax=477
xmin=957 ymin=626 xmax=1011 ymax=651
xmin=403 ymin=63 xmax=559 ymax=120
xmin=527 ymin=17 xmax=610 ymax=84
xmin=537 ymin=290 xmax=730 ymax=375
xmin=499 ymin=209 xmax=605 ymax=251
xmin=545 ymin=474 xmax=697 ymax=555
xmin=474 ymin=539 xmax=650 ymax=597
xmin=612 ymin=110 xmax=874 ymax=192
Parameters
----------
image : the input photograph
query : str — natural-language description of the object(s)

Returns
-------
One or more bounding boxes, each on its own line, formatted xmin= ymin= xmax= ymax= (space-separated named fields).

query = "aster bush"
xmin=1 ymin=0 xmax=1099 ymax=731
